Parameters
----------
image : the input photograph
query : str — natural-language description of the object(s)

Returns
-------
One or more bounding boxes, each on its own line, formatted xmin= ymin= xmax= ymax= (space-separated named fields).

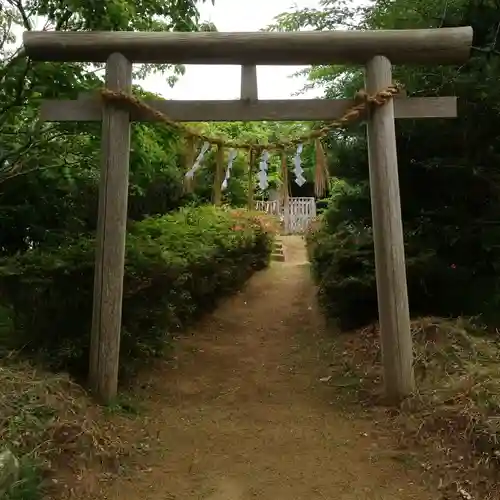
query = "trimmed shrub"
xmin=306 ymin=221 xmax=377 ymax=330
xmin=306 ymin=214 xmax=500 ymax=330
xmin=0 ymin=206 xmax=275 ymax=378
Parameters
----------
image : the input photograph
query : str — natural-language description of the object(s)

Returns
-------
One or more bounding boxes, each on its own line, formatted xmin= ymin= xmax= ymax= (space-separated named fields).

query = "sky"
xmin=141 ymin=0 xmax=323 ymax=100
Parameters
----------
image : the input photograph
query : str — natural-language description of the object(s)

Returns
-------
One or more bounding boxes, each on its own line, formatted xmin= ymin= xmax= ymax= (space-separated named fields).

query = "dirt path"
xmin=92 ymin=236 xmax=433 ymax=500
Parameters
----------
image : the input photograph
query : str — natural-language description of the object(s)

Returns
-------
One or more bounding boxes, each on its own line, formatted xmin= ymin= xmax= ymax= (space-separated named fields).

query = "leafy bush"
xmin=0 ymin=206 xmax=274 ymax=378
xmin=307 ymin=206 xmax=500 ymax=330
xmin=306 ymin=220 xmax=377 ymax=329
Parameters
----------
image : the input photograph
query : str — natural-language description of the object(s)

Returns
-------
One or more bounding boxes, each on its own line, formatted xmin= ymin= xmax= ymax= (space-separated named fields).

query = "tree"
xmin=0 ymin=0 xmax=214 ymax=254
xmin=274 ymin=0 xmax=500 ymax=325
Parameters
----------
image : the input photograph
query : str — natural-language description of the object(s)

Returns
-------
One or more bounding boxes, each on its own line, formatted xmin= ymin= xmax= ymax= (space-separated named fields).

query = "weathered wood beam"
xmin=241 ymin=65 xmax=258 ymax=101
xmin=89 ymin=53 xmax=132 ymax=404
xmin=365 ymin=55 xmax=414 ymax=401
xmin=23 ymin=27 xmax=472 ymax=65
xmin=40 ymin=96 xmax=457 ymax=123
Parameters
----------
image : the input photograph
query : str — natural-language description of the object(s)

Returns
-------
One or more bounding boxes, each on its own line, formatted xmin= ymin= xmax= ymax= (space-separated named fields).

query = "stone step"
xmin=272 ymin=238 xmax=285 ymax=261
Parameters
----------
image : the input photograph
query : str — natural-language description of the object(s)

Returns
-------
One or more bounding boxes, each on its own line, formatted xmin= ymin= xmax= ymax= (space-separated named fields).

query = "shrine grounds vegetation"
xmin=0 ymin=363 xmax=130 ymax=500
xmin=289 ymin=0 xmax=500 ymax=495
xmin=319 ymin=317 xmax=500 ymax=499
xmin=288 ymin=0 xmax=500 ymax=331
xmin=0 ymin=206 xmax=274 ymax=378
xmin=0 ymin=0 xmax=285 ymax=493
xmin=0 ymin=206 xmax=274 ymax=499
xmin=3 ymin=0 xmax=500 ymax=497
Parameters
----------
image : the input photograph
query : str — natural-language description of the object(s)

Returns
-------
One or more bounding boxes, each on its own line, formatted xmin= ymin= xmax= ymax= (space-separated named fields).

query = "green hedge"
xmin=0 ymin=206 xmax=274 ymax=378
xmin=306 ymin=216 xmax=500 ymax=330
xmin=306 ymin=222 xmax=376 ymax=329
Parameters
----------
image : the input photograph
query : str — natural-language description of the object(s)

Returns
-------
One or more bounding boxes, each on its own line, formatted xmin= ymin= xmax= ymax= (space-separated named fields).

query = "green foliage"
xmin=194 ymin=120 xmax=319 ymax=204
xmin=281 ymin=0 xmax=500 ymax=328
xmin=0 ymin=206 xmax=273 ymax=378
xmin=4 ymin=461 xmax=42 ymax=500
xmin=0 ymin=0 xmax=219 ymax=257
xmin=0 ymin=0 xmax=318 ymax=261
xmin=307 ymin=222 xmax=375 ymax=330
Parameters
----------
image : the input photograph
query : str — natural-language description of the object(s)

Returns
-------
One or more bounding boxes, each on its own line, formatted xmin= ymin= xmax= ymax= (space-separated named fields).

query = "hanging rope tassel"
xmin=183 ymin=136 xmax=196 ymax=193
xmin=213 ymin=143 xmax=225 ymax=206
xmin=280 ymin=150 xmax=291 ymax=234
xmin=279 ymin=149 xmax=289 ymax=204
xmin=314 ymin=138 xmax=329 ymax=198
xmin=247 ymin=147 xmax=256 ymax=210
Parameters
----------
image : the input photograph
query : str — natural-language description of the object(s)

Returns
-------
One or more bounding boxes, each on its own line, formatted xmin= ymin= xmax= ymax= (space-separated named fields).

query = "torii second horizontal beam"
xmin=40 ymin=96 xmax=457 ymax=122
xmin=23 ymin=28 xmax=473 ymax=65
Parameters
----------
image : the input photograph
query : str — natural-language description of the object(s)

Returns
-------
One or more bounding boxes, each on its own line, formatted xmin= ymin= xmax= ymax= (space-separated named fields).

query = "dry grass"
xmin=329 ymin=317 xmax=500 ymax=500
xmin=0 ymin=358 xmax=132 ymax=499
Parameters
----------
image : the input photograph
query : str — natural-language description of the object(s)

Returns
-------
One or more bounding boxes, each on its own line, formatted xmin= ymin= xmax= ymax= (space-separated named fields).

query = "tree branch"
xmin=0 ymin=129 xmax=73 ymax=170
xmin=0 ymin=58 xmax=32 ymax=127
xmin=0 ymin=158 xmax=86 ymax=185
xmin=471 ymin=45 xmax=500 ymax=57
xmin=0 ymin=47 xmax=27 ymax=82
xmin=5 ymin=0 xmax=32 ymax=30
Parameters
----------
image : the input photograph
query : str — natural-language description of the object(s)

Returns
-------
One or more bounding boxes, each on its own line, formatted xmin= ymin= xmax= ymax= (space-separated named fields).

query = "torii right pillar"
xmin=365 ymin=55 xmax=415 ymax=402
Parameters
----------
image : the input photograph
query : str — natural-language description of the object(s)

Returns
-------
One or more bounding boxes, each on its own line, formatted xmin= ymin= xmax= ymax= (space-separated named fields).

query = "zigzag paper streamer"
xmin=293 ymin=143 xmax=306 ymax=187
xmin=221 ymin=149 xmax=237 ymax=191
xmin=258 ymin=150 xmax=270 ymax=190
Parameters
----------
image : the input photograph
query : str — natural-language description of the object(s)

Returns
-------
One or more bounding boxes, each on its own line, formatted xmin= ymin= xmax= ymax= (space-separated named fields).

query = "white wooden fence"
xmin=255 ymin=197 xmax=316 ymax=234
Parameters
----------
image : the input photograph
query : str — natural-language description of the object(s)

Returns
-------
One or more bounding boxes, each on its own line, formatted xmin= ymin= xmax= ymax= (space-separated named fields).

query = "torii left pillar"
xmin=89 ymin=53 xmax=132 ymax=403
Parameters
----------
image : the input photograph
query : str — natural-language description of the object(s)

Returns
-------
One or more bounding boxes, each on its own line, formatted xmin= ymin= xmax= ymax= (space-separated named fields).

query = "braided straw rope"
xmin=99 ymin=83 xmax=402 ymax=151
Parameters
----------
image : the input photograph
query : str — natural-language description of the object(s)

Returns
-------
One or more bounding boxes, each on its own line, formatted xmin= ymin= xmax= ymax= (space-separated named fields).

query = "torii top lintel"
xmin=23 ymin=27 xmax=473 ymax=65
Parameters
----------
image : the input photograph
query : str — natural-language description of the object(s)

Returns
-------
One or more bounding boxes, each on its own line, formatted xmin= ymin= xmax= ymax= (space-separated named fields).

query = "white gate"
xmin=255 ymin=197 xmax=316 ymax=234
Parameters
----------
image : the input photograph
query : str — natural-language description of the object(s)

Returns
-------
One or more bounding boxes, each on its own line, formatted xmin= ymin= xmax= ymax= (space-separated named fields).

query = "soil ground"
xmin=79 ymin=236 xmax=436 ymax=500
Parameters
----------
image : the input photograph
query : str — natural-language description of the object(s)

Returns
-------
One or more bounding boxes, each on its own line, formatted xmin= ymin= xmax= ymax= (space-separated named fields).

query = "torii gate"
xmin=23 ymin=27 xmax=473 ymax=404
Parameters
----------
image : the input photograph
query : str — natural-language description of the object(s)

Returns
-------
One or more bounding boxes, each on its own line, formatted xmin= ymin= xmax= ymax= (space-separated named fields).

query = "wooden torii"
xmin=23 ymin=27 xmax=473 ymax=404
